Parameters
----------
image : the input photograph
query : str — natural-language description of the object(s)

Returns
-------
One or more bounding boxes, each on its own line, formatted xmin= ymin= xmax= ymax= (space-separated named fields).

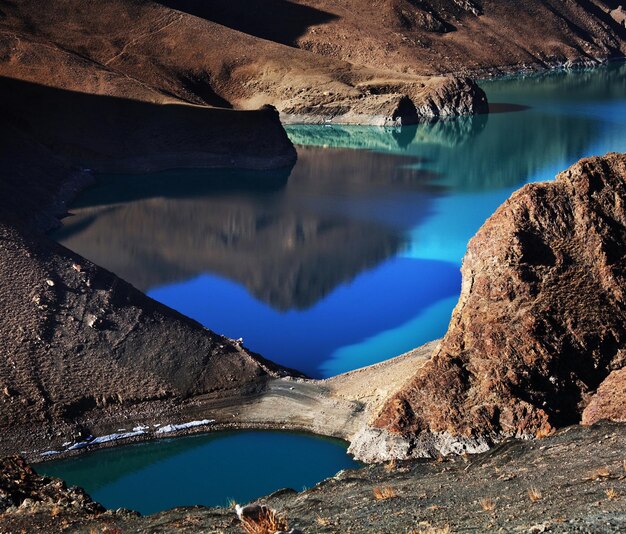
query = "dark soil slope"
xmin=0 ymin=71 xmax=296 ymax=460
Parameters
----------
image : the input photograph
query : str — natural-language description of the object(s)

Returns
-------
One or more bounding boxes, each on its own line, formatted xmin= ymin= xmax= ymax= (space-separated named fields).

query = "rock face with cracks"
xmin=356 ymin=153 xmax=626 ymax=461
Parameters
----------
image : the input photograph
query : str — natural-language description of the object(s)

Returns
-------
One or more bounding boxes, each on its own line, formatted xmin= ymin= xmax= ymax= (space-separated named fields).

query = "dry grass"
xmin=479 ymin=498 xmax=496 ymax=512
xmin=606 ymin=488 xmax=620 ymax=500
xmin=586 ymin=467 xmax=611 ymax=481
xmin=408 ymin=525 xmax=451 ymax=534
xmin=239 ymin=507 xmax=288 ymax=534
xmin=50 ymin=505 xmax=62 ymax=517
xmin=373 ymin=486 xmax=397 ymax=500
xmin=528 ymin=488 xmax=542 ymax=502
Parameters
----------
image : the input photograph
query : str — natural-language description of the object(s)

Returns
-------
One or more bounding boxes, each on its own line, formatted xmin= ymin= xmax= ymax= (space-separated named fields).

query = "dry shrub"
xmin=384 ymin=458 xmax=398 ymax=472
xmin=239 ymin=507 xmax=288 ymax=534
xmin=373 ymin=486 xmax=397 ymax=500
xmin=528 ymin=488 xmax=542 ymax=502
xmin=535 ymin=424 xmax=554 ymax=439
xmin=606 ymin=488 xmax=620 ymax=500
xmin=479 ymin=498 xmax=496 ymax=511
xmin=316 ymin=515 xmax=331 ymax=526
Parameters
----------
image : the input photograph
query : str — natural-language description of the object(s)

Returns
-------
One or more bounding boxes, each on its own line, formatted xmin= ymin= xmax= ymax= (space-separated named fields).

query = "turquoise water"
xmin=56 ymin=61 xmax=626 ymax=377
xmin=38 ymin=431 xmax=359 ymax=515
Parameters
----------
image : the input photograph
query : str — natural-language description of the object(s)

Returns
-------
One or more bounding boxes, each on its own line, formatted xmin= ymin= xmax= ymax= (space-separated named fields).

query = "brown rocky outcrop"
xmin=0 ymin=456 xmax=103 ymax=515
xmin=353 ymin=153 xmax=626 ymax=461
xmin=582 ymin=367 xmax=626 ymax=424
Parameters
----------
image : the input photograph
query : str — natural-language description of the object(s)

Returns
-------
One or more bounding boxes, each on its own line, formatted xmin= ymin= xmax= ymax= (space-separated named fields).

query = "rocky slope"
xmin=0 ymin=61 xmax=297 ymax=460
xmin=0 ymin=220 xmax=295 ymax=459
xmin=1 ymin=423 xmax=625 ymax=533
xmin=234 ymin=0 xmax=626 ymax=76
xmin=0 ymin=0 xmax=487 ymax=125
xmin=1 ymin=1 xmax=625 ymax=126
xmin=353 ymin=153 xmax=626 ymax=461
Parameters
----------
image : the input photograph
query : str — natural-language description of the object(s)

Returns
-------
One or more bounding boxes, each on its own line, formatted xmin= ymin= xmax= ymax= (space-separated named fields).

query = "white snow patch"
xmin=66 ymin=429 xmax=146 ymax=450
xmin=90 ymin=430 xmax=146 ymax=445
xmin=41 ymin=450 xmax=60 ymax=457
xmin=67 ymin=440 xmax=91 ymax=451
xmin=156 ymin=419 xmax=215 ymax=434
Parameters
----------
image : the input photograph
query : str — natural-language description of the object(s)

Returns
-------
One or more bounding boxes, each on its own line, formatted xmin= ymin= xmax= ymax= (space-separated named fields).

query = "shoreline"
xmin=24 ymin=342 xmax=437 ymax=465
xmin=449 ymin=54 xmax=626 ymax=82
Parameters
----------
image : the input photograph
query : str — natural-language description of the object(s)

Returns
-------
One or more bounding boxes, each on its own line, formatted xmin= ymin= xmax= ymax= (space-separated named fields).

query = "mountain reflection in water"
xmin=55 ymin=62 xmax=626 ymax=377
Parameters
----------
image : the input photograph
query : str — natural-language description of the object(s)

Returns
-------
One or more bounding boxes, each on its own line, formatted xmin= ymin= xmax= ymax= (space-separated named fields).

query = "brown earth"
xmin=2 ymin=422 xmax=626 ymax=533
xmin=0 ymin=65 xmax=298 ymax=461
xmin=0 ymin=0 xmax=488 ymax=126
xmin=358 ymin=153 xmax=626 ymax=461
xmin=234 ymin=0 xmax=626 ymax=76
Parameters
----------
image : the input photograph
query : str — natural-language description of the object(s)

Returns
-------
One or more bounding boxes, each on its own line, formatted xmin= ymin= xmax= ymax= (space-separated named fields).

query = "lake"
xmin=39 ymin=431 xmax=359 ymax=515
xmin=45 ymin=61 xmax=626 ymax=512
xmin=54 ymin=62 xmax=626 ymax=378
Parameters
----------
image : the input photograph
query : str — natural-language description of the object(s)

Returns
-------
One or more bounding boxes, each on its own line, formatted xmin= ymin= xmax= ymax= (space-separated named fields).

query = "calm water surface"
xmin=39 ymin=431 xmax=359 ymax=515
xmin=47 ymin=63 xmax=626 ymax=512
xmin=55 ymin=62 xmax=626 ymax=377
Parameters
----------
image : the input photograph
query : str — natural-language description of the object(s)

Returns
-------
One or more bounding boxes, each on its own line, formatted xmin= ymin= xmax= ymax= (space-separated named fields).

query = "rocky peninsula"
xmin=3 ymin=0 xmax=626 ymax=125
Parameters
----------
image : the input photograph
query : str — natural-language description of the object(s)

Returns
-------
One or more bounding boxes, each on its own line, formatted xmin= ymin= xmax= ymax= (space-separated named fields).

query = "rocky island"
xmin=1 ymin=0 xmax=626 ymax=532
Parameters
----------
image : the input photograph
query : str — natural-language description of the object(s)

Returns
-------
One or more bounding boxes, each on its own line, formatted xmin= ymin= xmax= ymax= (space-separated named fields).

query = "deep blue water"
xmin=55 ymin=61 xmax=626 ymax=377
xmin=39 ymin=431 xmax=359 ymax=515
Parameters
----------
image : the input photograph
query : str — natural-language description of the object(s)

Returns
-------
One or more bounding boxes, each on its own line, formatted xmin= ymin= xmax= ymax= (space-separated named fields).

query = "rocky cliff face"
xmin=353 ymin=153 xmax=626 ymax=461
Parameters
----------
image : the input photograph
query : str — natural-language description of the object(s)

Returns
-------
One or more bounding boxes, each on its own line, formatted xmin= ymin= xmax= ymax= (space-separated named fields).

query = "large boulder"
xmin=353 ymin=153 xmax=626 ymax=461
